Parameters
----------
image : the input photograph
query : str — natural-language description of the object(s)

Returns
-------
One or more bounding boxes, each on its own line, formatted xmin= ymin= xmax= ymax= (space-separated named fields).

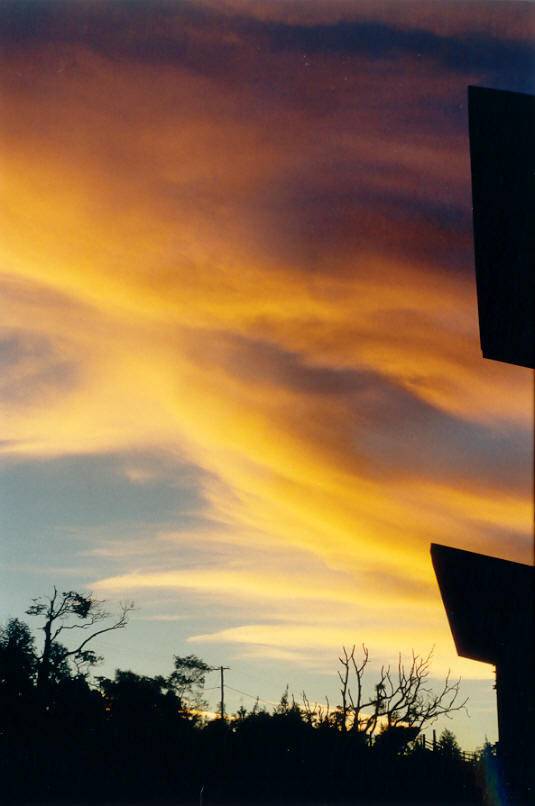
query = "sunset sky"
xmin=1 ymin=0 xmax=533 ymax=749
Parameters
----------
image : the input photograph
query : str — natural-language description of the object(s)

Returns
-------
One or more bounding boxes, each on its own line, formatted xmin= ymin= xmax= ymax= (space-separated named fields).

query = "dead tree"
xmin=336 ymin=644 xmax=468 ymax=741
xmin=26 ymin=587 xmax=134 ymax=690
xmin=301 ymin=691 xmax=331 ymax=727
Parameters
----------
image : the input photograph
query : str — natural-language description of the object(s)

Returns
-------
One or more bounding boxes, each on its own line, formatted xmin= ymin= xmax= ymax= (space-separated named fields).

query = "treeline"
xmin=0 ymin=591 xmax=494 ymax=803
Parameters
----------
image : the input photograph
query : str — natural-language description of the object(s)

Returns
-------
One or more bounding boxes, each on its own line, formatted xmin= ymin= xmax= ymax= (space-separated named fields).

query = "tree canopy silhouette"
xmin=0 ymin=595 xmax=485 ymax=804
xmin=167 ymin=653 xmax=213 ymax=711
xmin=0 ymin=617 xmax=38 ymax=693
xmin=25 ymin=587 xmax=134 ymax=690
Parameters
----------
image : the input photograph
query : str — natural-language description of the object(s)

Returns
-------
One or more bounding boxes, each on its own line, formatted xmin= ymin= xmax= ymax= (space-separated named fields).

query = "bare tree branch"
xmin=26 ymin=589 xmax=134 ymax=690
xmin=334 ymin=644 xmax=468 ymax=742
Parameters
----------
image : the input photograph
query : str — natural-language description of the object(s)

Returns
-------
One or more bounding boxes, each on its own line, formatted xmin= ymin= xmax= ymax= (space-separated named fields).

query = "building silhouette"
xmin=431 ymin=86 xmax=535 ymax=804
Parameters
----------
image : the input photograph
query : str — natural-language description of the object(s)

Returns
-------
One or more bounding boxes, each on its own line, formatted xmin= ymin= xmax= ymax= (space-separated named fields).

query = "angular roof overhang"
xmin=430 ymin=543 xmax=534 ymax=665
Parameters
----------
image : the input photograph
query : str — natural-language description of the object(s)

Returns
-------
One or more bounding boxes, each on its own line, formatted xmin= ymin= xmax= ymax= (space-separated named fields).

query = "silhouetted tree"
xmin=0 ymin=604 xmax=483 ymax=805
xmin=374 ymin=724 xmax=420 ymax=755
xmin=25 ymin=587 xmax=133 ymax=691
xmin=437 ymin=727 xmax=462 ymax=760
xmin=167 ymin=653 xmax=212 ymax=712
xmin=0 ymin=618 xmax=38 ymax=694
xmin=99 ymin=669 xmax=179 ymax=722
xmin=336 ymin=644 xmax=468 ymax=741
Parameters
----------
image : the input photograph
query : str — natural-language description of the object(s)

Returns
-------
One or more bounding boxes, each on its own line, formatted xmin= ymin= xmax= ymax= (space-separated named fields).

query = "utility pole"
xmin=209 ymin=665 xmax=230 ymax=719
xmin=219 ymin=665 xmax=229 ymax=719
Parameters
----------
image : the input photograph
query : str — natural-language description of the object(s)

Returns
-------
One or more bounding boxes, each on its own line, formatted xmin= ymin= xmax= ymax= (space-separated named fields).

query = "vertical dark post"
xmin=219 ymin=666 xmax=229 ymax=719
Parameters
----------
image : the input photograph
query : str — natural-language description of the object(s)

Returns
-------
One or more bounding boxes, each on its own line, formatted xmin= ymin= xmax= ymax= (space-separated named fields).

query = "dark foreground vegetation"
xmin=0 ymin=590 xmax=502 ymax=804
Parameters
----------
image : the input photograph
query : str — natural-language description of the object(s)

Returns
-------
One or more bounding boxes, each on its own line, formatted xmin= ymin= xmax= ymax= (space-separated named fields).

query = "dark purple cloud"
xmin=2 ymin=0 xmax=533 ymax=94
xmin=258 ymin=18 xmax=534 ymax=88
xmin=183 ymin=330 xmax=530 ymax=495
xmin=253 ymin=171 xmax=474 ymax=277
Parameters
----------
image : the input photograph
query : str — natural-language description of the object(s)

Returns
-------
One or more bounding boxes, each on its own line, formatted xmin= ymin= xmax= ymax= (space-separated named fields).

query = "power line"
xmin=226 ymin=684 xmax=278 ymax=708
xmin=87 ymin=646 xmax=283 ymax=713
